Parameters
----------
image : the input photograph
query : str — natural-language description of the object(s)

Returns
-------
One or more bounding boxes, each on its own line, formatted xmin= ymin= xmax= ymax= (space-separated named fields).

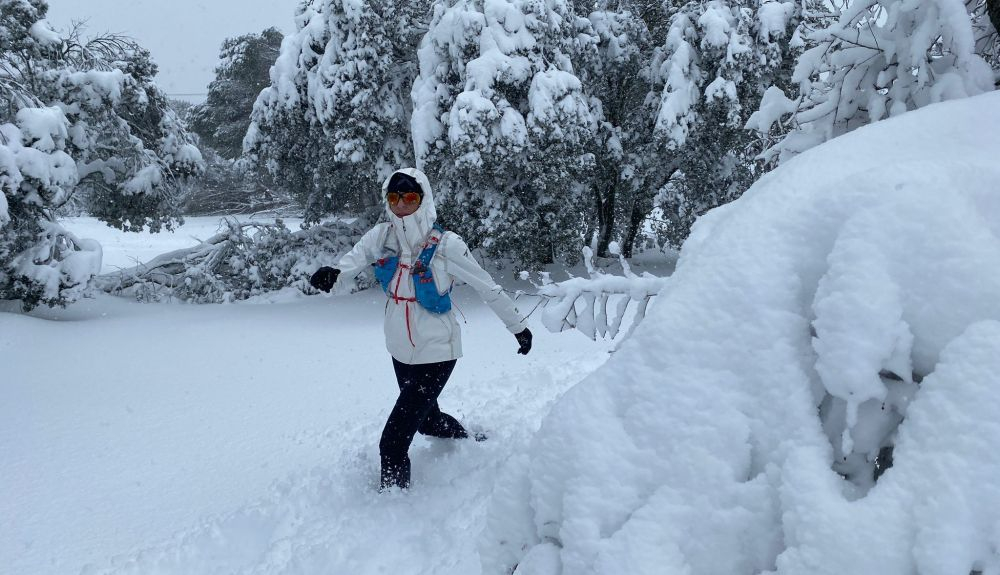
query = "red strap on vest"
xmin=391 ymin=261 xmax=417 ymax=347
xmin=405 ymin=304 xmax=415 ymax=347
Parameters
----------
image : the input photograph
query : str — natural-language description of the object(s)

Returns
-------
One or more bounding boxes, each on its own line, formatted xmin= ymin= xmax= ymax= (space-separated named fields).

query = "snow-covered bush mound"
xmin=481 ymin=90 xmax=1000 ymax=575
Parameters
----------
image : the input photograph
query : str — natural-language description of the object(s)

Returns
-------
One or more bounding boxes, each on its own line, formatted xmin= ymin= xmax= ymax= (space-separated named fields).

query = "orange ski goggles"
xmin=386 ymin=191 xmax=422 ymax=206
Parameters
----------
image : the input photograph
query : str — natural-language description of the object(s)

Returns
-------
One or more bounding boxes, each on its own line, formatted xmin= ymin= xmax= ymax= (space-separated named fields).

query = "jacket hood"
xmin=383 ymin=167 xmax=438 ymax=256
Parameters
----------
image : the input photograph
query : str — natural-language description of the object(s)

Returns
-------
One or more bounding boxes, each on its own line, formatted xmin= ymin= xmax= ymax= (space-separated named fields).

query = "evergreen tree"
xmin=1 ymin=0 xmax=203 ymax=309
xmin=245 ymin=0 xmax=426 ymax=222
xmin=646 ymin=0 xmax=806 ymax=247
xmin=412 ymin=0 xmax=597 ymax=266
xmin=574 ymin=4 xmax=658 ymax=258
xmin=191 ymin=28 xmax=283 ymax=159
xmin=751 ymin=0 xmax=994 ymax=165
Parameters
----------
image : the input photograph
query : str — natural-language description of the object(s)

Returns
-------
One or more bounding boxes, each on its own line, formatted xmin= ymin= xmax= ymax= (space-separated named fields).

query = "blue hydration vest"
xmin=372 ymin=223 xmax=452 ymax=314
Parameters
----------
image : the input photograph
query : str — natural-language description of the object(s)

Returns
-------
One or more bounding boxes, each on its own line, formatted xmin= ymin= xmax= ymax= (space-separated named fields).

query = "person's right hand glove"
xmin=309 ymin=266 xmax=340 ymax=293
xmin=515 ymin=328 xmax=532 ymax=355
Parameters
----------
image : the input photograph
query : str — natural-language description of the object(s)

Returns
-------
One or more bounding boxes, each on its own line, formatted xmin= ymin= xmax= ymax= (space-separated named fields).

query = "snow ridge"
xmin=481 ymin=91 xmax=1000 ymax=575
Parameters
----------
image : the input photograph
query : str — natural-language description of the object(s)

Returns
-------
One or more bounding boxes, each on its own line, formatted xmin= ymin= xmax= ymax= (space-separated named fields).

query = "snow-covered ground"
xmin=1 ymin=218 xmax=616 ymax=575
xmin=5 ymin=91 xmax=1000 ymax=575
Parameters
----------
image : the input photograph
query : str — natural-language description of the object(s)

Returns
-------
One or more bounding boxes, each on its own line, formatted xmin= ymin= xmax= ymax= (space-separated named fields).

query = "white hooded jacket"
xmin=333 ymin=168 xmax=528 ymax=365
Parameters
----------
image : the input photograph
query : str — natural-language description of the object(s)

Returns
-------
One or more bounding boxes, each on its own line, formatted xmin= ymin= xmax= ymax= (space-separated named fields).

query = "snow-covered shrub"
xmin=481 ymin=91 xmax=1000 ymax=575
xmin=94 ymin=218 xmax=372 ymax=303
xmin=750 ymin=0 xmax=995 ymax=165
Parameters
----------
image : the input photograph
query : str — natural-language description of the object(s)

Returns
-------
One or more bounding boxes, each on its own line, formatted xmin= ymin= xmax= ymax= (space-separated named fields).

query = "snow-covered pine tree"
xmin=192 ymin=28 xmax=283 ymax=159
xmin=750 ymin=0 xmax=995 ymax=165
xmin=412 ymin=0 xmax=597 ymax=266
xmin=185 ymin=29 xmax=285 ymax=215
xmin=245 ymin=0 xmax=428 ymax=222
xmin=0 ymin=0 xmax=203 ymax=310
xmin=573 ymin=3 xmax=657 ymax=259
xmin=1 ymin=106 xmax=105 ymax=310
xmin=647 ymin=0 xmax=806 ymax=247
xmin=59 ymin=41 xmax=205 ymax=229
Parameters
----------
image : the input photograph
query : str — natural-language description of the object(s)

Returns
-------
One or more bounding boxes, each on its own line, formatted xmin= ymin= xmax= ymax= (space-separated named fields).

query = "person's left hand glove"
xmin=515 ymin=328 xmax=532 ymax=355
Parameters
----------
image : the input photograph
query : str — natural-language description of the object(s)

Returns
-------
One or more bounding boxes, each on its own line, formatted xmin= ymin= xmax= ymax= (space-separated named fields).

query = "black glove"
xmin=309 ymin=266 xmax=340 ymax=293
xmin=515 ymin=328 xmax=532 ymax=355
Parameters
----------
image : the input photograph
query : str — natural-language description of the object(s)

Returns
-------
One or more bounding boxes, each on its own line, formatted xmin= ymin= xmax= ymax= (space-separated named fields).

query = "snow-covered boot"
xmin=379 ymin=456 xmax=410 ymax=492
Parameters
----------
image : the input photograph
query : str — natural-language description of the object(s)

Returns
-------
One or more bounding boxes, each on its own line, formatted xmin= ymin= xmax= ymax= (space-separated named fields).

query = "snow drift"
xmin=481 ymin=91 xmax=1000 ymax=575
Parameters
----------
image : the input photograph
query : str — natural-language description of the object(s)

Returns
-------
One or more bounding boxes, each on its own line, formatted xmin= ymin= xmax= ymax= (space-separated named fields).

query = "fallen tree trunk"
xmin=94 ymin=218 xmax=370 ymax=302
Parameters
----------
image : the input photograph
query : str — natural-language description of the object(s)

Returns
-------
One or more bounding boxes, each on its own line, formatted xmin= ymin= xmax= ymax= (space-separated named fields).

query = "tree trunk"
xmin=623 ymin=166 xmax=680 ymax=258
xmin=595 ymin=183 xmax=616 ymax=258
xmin=622 ymin=198 xmax=649 ymax=259
xmin=989 ymin=0 xmax=1000 ymax=34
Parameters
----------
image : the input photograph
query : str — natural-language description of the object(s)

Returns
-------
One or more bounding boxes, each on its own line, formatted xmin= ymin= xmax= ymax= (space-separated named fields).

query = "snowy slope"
xmin=482 ymin=90 xmax=1000 ymax=575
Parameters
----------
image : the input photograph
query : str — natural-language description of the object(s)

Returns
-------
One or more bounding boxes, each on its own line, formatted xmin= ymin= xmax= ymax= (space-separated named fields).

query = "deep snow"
xmin=481 ymin=91 xmax=1000 ymax=575
xmin=5 ymin=90 xmax=1000 ymax=575
xmin=1 ymin=218 xmax=616 ymax=575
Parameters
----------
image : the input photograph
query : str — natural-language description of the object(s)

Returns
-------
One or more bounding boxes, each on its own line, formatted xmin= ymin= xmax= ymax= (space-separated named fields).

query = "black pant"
xmin=379 ymin=358 xmax=468 ymax=489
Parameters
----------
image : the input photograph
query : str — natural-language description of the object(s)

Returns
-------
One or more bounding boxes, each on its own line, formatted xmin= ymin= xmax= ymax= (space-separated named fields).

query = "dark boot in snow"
xmin=417 ymin=405 xmax=468 ymax=439
xmin=379 ymin=456 xmax=410 ymax=492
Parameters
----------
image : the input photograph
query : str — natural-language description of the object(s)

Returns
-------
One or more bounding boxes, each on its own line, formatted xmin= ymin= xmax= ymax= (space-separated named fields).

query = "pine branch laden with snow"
xmin=530 ymin=245 xmax=667 ymax=342
xmin=50 ymin=65 xmax=205 ymax=230
xmin=244 ymin=0 xmax=419 ymax=222
xmin=93 ymin=218 xmax=370 ymax=303
xmin=751 ymin=0 xmax=995 ymax=165
xmin=0 ymin=109 xmax=102 ymax=310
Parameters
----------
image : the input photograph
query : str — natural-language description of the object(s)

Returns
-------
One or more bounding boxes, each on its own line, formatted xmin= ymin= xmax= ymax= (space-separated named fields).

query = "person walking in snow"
xmin=309 ymin=168 xmax=533 ymax=491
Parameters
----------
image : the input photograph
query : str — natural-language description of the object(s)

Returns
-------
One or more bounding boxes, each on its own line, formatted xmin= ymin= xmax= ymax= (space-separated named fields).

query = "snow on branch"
xmin=752 ymin=0 xmax=994 ymax=165
xmin=93 ymin=218 xmax=369 ymax=303
xmin=525 ymin=244 xmax=668 ymax=341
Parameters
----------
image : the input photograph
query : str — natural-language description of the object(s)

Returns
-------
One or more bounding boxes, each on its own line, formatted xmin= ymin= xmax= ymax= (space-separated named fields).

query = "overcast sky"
xmin=46 ymin=0 xmax=301 ymax=103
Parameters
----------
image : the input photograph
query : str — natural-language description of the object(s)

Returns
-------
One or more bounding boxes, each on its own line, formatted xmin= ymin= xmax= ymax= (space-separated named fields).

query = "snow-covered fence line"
xmin=94 ymin=218 xmax=369 ymax=303
xmin=522 ymin=245 xmax=668 ymax=342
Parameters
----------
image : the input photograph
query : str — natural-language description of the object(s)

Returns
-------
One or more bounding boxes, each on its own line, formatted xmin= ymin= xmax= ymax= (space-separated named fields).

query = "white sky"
xmin=45 ymin=0 xmax=301 ymax=103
